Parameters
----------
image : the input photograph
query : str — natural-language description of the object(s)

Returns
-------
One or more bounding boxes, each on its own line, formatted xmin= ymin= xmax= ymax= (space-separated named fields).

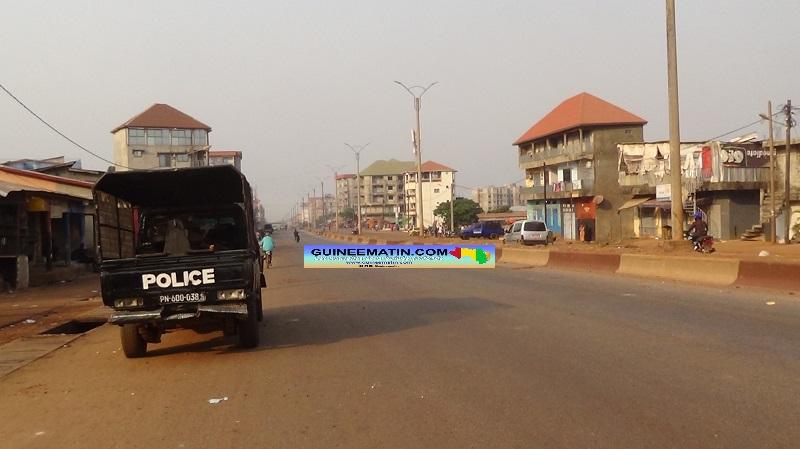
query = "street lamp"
xmin=345 ymin=142 xmax=370 ymax=234
xmin=394 ymin=80 xmax=438 ymax=233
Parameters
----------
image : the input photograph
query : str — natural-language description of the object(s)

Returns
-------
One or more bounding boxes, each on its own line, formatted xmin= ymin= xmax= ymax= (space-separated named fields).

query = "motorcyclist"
xmin=260 ymin=231 xmax=274 ymax=268
xmin=687 ymin=211 xmax=708 ymax=245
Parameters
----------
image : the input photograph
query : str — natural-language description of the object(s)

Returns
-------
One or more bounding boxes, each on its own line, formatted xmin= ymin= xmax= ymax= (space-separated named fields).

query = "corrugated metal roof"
xmin=406 ymin=160 xmax=456 ymax=173
xmin=0 ymin=166 xmax=93 ymax=200
xmin=360 ymin=159 xmax=416 ymax=176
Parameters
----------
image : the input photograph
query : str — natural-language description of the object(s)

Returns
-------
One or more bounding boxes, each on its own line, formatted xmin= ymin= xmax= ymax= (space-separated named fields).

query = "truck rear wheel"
xmin=238 ymin=302 xmax=260 ymax=348
xmin=121 ymin=324 xmax=147 ymax=358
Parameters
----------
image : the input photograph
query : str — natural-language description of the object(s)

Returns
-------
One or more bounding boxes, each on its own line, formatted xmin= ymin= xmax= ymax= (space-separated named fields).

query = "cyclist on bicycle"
xmin=260 ymin=231 xmax=274 ymax=268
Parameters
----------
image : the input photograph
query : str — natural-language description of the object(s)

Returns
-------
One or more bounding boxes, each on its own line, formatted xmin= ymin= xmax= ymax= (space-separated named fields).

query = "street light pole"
xmin=395 ymin=81 xmax=438 ymax=233
xmin=666 ymin=0 xmax=684 ymax=240
xmin=345 ymin=143 xmax=370 ymax=235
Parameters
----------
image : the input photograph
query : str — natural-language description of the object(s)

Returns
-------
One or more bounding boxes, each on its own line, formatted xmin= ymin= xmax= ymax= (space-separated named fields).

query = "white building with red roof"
xmin=403 ymin=160 xmax=456 ymax=229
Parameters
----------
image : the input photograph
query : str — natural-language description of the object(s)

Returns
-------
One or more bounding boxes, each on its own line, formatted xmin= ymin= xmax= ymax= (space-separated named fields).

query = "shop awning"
xmin=618 ymin=196 xmax=653 ymax=211
xmin=0 ymin=166 xmax=93 ymax=200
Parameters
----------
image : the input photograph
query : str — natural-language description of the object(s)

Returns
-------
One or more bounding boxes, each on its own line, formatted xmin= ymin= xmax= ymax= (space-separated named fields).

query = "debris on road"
xmin=208 ymin=396 xmax=229 ymax=404
xmin=24 ymin=319 xmax=36 ymax=324
xmin=35 ymin=431 xmax=45 ymax=436
xmin=766 ymin=301 xmax=776 ymax=306
xmin=759 ymin=250 xmax=770 ymax=257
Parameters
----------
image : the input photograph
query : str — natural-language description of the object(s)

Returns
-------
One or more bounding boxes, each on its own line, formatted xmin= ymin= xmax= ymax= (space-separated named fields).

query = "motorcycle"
xmin=685 ymin=232 xmax=715 ymax=253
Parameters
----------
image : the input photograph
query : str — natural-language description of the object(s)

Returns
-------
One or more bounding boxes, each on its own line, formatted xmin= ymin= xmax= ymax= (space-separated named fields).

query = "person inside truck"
xmin=163 ymin=218 xmax=191 ymax=255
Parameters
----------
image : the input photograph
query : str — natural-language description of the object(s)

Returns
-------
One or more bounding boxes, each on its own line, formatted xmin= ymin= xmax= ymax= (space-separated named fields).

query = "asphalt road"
xmin=1 ymin=232 xmax=799 ymax=449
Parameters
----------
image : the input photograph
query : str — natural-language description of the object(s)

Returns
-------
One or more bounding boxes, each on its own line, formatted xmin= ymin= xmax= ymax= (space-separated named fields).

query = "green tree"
xmin=434 ymin=198 xmax=483 ymax=228
xmin=339 ymin=207 xmax=355 ymax=221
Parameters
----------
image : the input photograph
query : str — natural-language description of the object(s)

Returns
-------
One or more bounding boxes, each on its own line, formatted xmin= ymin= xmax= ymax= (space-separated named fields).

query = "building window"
xmin=192 ymin=129 xmax=208 ymax=145
xmin=176 ymin=153 xmax=190 ymax=163
xmin=434 ymin=188 xmax=440 ymax=193
xmin=128 ymin=128 xmax=146 ymax=145
xmin=131 ymin=149 xmax=144 ymax=158
xmin=147 ymin=128 xmax=170 ymax=145
xmin=171 ymin=129 xmax=192 ymax=146
xmin=562 ymin=168 xmax=572 ymax=183
xmin=389 ymin=195 xmax=394 ymax=200
xmin=157 ymin=153 xmax=172 ymax=167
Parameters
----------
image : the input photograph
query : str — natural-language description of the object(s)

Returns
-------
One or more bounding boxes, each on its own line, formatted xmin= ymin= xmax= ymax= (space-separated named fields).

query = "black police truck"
xmin=93 ymin=166 xmax=265 ymax=357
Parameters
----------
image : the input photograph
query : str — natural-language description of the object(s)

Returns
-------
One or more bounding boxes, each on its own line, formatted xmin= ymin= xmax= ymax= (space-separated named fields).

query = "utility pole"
xmin=333 ymin=173 xmax=339 ymax=231
xmin=784 ymin=100 xmax=794 ymax=244
xmin=345 ymin=143 xmax=370 ymax=235
xmin=320 ymin=180 xmax=325 ymax=231
xmin=666 ymin=0 xmax=684 ymax=240
xmin=326 ymin=164 xmax=346 ymax=232
xmin=312 ymin=187 xmax=317 ymax=230
xmin=768 ymin=102 xmax=777 ymax=243
xmin=395 ymin=81 xmax=438 ymax=233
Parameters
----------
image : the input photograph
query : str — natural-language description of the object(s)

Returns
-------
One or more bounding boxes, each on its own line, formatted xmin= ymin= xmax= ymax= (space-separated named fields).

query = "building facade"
xmin=208 ymin=150 xmax=242 ymax=170
xmin=306 ymin=195 xmax=336 ymax=228
xmin=0 ymin=166 xmax=96 ymax=289
xmin=473 ymin=184 xmax=522 ymax=213
xmin=111 ymin=103 xmax=211 ymax=170
xmin=762 ymin=139 xmax=799 ymax=242
xmin=515 ymin=92 xmax=646 ymax=242
xmin=335 ymin=174 xmax=358 ymax=216
xmin=358 ymin=159 xmax=415 ymax=227
xmin=403 ymin=161 xmax=456 ymax=229
xmin=617 ymin=140 xmax=768 ymax=240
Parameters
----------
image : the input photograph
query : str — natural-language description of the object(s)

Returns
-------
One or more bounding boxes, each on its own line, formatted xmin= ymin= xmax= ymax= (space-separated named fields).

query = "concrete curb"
xmin=549 ymin=251 xmax=620 ymax=273
xmin=735 ymin=260 xmax=800 ymax=290
xmin=498 ymin=247 xmax=549 ymax=267
xmin=618 ymin=254 xmax=740 ymax=286
xmin=317 ymin=232 xmax=798 ymax=291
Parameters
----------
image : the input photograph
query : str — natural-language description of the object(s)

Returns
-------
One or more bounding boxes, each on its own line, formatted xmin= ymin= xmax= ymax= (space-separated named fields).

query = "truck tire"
xmin=238 ymin=302 xmax=260 ymax=348
xmin=121 ymin=324 xmax=147 ymax=358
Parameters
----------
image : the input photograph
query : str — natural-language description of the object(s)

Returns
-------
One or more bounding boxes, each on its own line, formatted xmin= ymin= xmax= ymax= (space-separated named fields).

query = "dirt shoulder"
xmin=0 ymin=275 xmax=103 ymax=345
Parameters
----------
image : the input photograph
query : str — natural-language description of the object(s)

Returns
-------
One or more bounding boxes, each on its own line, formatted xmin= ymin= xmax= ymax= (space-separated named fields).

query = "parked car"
xmin=460 ymin=221 xmax=505 ymax=240
xmin=505 ymin=220 xmax=554 ymax=245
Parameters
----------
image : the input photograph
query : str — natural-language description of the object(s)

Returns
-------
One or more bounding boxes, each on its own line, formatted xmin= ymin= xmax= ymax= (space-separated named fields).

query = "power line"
xmin=0 ymin=82 xmax=129 ymax=169
xmin=706 ymin=110 xmax=783 ymax=142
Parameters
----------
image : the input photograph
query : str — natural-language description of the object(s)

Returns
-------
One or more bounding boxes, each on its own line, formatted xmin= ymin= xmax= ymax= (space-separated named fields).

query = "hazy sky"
xmin=1 ymin=0 xmax=798 ymax=221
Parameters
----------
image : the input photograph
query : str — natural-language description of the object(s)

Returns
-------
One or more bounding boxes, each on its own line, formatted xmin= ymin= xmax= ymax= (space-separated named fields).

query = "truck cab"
xmin=93 ymin=166 xmax=265 ymax=357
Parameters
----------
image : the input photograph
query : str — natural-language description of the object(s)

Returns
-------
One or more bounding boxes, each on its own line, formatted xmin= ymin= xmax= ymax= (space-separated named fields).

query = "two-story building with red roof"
xmin=514 ymin=92 xmax=646 ymax=242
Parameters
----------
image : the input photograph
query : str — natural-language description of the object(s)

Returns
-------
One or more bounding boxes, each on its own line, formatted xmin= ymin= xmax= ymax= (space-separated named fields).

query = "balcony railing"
xmin=519 ymin=179 xmax=594 ymax=199
xmin=518 ymin=143 xmax=594 ymax=167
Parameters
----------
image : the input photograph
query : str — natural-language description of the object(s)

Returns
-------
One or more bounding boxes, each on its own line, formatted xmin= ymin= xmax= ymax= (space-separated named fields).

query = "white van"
xmin=505 ymin=220 xmax=553 ymax=245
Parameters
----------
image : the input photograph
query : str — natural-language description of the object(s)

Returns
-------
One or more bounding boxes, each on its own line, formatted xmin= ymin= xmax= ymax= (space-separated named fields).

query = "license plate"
xmin=158 ymin=292 xmax=207 ymax=304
